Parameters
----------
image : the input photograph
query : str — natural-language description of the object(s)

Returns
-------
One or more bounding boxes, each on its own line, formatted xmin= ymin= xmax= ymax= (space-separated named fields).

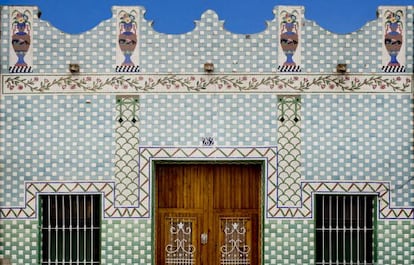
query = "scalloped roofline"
xmin=2 ymin=5 xmax=413 ymax=36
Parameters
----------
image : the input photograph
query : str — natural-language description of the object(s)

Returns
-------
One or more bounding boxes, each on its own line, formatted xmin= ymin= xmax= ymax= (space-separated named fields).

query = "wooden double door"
xmin=155 ymin=163 xmax=262 ymax=265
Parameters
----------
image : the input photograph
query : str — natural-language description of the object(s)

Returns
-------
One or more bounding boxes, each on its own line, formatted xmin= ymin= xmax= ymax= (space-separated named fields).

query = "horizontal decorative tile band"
xmin=2 ymin=74 xmax=412 ymax=94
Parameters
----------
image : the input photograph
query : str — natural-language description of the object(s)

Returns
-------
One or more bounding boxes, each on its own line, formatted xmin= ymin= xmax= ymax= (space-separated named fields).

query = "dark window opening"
xmin=315 ymin=195 xmax=375 ymax=265
xmin=40 ymin=194 xmax=101 ymax=265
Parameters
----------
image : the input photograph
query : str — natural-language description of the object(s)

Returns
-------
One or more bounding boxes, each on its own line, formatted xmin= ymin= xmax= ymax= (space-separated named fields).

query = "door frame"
xmin=151 ymin=159 xmax=266 ymax=265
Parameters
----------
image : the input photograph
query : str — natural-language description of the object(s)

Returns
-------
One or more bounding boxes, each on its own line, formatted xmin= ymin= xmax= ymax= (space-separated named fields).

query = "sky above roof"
xmin=1 ymin=0 xmax=413 ymax=34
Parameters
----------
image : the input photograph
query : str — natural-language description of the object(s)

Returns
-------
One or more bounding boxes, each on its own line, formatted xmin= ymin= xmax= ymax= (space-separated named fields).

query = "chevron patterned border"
xmin=138 ymin=146 xmax=279 ymax=218
xmin=0 ymin=181 xmax=113 ymax=219
xmin=0 ymin=147 xmax=278 ymax=219
xmin=1 ymin=147 xmax=412 ymax=219
xmin=270 ymin=181 xmax=414 ymax=219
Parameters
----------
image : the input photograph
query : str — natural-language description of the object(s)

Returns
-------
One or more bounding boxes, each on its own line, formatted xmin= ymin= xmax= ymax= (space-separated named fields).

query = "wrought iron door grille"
xmin=315 ymin=195 xmax=375 ymax=265
xmin=40 ymin=194 xmax=101 ymax=265
xmin=220 ymin=218 xmax=251 ymax=265
xmin=165 ymin=218 xmax=196 ymax=265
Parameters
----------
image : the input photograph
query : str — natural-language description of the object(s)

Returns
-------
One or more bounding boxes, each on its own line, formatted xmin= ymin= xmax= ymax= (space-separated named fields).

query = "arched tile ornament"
xmin=277 ymin=6 xmax=303 ymax=72
xmin=381 ymin=6 xmax=406 ymax=72
xmin=114 ymin=96 xmax=141 ymax=207
xmin=115 ymin=7 xmax=140 ymax=72
xmin=277 ymin=96 xmax=302 ymax=207
xmin=9 ymin=6 xmax=34 ymax=73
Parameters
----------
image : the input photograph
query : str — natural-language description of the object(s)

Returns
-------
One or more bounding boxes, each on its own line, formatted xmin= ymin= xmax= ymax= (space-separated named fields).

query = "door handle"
xmin=201 ymin=233 xmax=208 ymax=245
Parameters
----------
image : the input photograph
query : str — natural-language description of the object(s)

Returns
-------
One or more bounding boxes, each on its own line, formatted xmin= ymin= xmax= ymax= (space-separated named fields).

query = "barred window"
xmin=40 ymin=194 xmax=101 ymax=265
xmin=315 ymin=195 xmax=376 ymax=265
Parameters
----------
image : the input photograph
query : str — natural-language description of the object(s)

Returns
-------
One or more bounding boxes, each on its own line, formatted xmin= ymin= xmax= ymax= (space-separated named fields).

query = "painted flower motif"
xmin=11 ymin=10 xmax=31 ymax=34
xmin=281 ymin=12 xmax=297 ymax=25
xmin=280 ymin=10 xmax=299 ymax=33
xmin=12 ymin=11 xmax=29 ymax=25
xmin=384 ymin=10 xmax=403 ymax=33
xmin=385 ymin=10 xmax=403 ymax=25
xmin=120 ymin=12 xmax=136 ymax=25
xmin=119 ymin=10 xmax=137 ymax=34
xmin=5 ymin=75 xmax=410 ymax=93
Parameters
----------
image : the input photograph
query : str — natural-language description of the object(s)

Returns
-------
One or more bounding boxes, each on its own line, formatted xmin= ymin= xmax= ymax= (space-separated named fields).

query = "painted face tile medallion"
xmin=9 ymin=7 xmax=33 ymax=73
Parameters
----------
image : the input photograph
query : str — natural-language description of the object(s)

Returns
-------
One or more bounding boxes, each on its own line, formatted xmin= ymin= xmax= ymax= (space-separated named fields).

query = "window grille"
xmin=315 ymin=195 xmax=375 ymax=265
xmin=40 ymin=194 xmax=101 ymax=265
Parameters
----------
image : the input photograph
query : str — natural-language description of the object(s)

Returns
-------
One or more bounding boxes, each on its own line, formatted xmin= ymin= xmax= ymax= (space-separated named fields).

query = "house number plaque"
xmin=202 ymin=137 xmax=214 ymax=146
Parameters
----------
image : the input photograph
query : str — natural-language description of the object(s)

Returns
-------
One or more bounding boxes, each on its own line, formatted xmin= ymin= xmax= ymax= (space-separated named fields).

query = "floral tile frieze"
xmin=2 ymin=73 xmax=412 ymax=94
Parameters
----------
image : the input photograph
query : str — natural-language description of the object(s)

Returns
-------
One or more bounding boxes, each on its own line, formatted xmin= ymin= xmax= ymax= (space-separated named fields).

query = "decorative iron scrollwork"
xmin=220 ymin=219 xmax=251 ymax=265
xmin=165 ymin=219 xmax=196 ymax=264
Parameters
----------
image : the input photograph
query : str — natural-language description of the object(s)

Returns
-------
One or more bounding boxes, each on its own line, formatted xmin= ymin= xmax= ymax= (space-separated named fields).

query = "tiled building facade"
xmin=0 ymin=5 xmax=413 ymax=265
